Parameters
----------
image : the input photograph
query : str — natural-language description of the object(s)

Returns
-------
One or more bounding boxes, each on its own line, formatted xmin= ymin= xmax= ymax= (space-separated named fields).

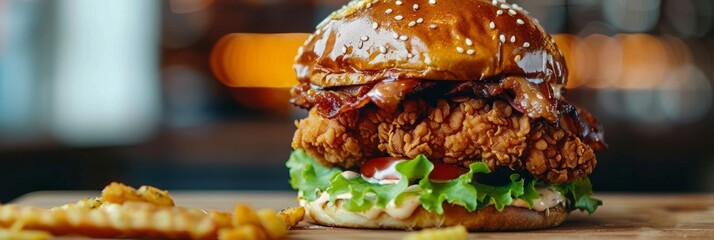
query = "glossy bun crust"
xmin=294 ymin=0 xmax=567 ymax=88
xmin=303 ymin=201 xmax=569 ymax=231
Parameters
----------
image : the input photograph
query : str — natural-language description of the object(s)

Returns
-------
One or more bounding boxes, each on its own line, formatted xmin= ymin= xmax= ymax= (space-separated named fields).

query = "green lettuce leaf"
xmin=552 ymin=177 xmax=602 ymax=214
xmin=325 ymin=171 xmax=409 ymax=212
xmin=286 ymin=149 xmax=341 ymax=201
xmin=287 ymin=149 xmax=601 ymax=214
xmin=413 ymin=160 xmax=484 ymax=214
xmin=521 ymin=180 xmax=541 ymax=209
xmin=472 ymin=173 xmax=527 ymax=211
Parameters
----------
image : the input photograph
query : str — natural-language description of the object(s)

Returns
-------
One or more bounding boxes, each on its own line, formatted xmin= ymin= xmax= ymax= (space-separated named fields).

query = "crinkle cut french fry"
xmin=51 ymin=197 xmax=103 ymax=211
xmin=277 ymin=206 xmax=305 ymax=229
xmin=256 ymin=209 xmax=288 ymax=239
xmin=233 ymin=204 xmax=261 ymax=227
xmin=208 ymin=210 xmax=234 ymax=229
xmin=0 ymin=228 xmax=51 ymax=240
xmin=0 ymin=202 xmax=218 ymax=239
xmin=218 ymin=225 xmax=268 ymax=240
xmin=101 ymin=182 xmax=175 ymax=207
xmin=135 ymin=185 xmax=175 ymax=206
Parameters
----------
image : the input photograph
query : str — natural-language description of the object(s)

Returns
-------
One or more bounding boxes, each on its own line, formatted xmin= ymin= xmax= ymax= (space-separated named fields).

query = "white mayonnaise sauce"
xmin=341 ymin=171 xmax=360 ymax=179
xmin=306 ymin=192 xmax=421 ymax=220
xmin=361 ymin=160 xmax=404 ymax=184
xmin=384 ymin=195 xmax=421 ymax=219
xmin=511 ymin=187 xmax=565 ymax=211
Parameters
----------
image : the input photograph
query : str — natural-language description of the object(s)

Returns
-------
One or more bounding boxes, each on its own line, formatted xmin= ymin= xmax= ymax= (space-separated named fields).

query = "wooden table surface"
xmin=11 ymin=191 xmax=714 ymax=239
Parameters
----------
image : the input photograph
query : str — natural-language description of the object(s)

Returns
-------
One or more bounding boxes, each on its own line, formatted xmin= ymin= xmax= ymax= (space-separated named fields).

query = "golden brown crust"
xmin=292 ymin=97 xmax=596 ymax=182
xmin=294 ymin=0 xmax=566 ymax=88
xmin=304 ymin=202 xmax=569 ymax=231
xmin=293 ymin=98 xmax=531 ymax=170
xmin=292 ymin=109 xmax=365 ymax=168
xmin=524 ymin=122 xmax=597 ymax=183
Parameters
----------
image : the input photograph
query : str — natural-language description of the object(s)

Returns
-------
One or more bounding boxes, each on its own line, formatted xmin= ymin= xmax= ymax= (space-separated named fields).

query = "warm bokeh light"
xmin=210 ymin=33 xmax=308 ymax=88
xmin=617 ymin=34 xmax=668 ymax=89
xmin=576 ymin=34 xmax=622 ymax=89
xmin=554 ymin=33 xmax=705 ymax=89
xmin=553 ymin=33 xmax=712 ymax=124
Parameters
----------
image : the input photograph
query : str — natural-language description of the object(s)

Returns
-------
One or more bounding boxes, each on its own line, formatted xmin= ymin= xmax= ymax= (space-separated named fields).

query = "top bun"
xmin=294 ymin=0 xmax=567 ymax=88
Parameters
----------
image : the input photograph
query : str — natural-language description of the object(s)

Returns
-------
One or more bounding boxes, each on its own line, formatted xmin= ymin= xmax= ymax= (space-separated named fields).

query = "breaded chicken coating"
xmin=292 ymin=97 xmax=596 ymax=183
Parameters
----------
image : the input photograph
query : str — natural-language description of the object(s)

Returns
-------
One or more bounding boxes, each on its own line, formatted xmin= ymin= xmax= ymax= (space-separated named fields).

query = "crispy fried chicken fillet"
xmin=292 ymin=96 xmax=596 ymax=183
xmin=289 ymin=0 xmax=606 ymax=184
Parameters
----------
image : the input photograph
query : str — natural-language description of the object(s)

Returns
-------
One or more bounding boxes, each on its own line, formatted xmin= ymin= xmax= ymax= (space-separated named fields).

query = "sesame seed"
xmin=551 ymin=38 xmax=556 ymax=43
xmin=499 ymin=34 xmax=506 ymax=43
xmin=395 ymin=15 xmax=404 ymax=20
xmin=304 ymin=35 xmax=314 ymax=45
xmin=497 ymin=10 xmax=503 ymax=16
xmin=413 ymin=4 xmax=419 ymax=10
xmin=508 ymin=9 xmax=516 ymax=15
xmin=399 ymin=35 xmax=409 ymax=41
xmin=523 ymin=42 xmax=530 ymax=48
xmin=408 ymin=53 xmax=414 ymax=58
xmin=379 ymin=45 xmax=387 ymax=54
xmin=372 ymin=22 xmax=379 ymax=29
xmin=366 ymin=3 xmax=372 ymax=8
xmin=429 ymin=0 xmax=436 ymax=5
xmin=510 ymin=35 xmax=516 ymax=43
xmin=358 ymin=41 xmax=364 ymax=49
xmin=408 ymin=21 xmax=416 ymax=27
xmin=425 ymin=57 xmax=432 ymax=64
xmin=385 ymin=8 xmax=393 ymax=14
xmin=466 ymin=38 xmax=473 ymax=46
xmin=430 ymin=24 xmax=437 ymax=29
xmin=396 ymin=0 xmax=402 ymax=6
xmin=342 ymin=46 xmax=347 ymax=54
xmin=316 ymin=29 xmax=322 ymax=35
xmin=467 ymin=49 xmax=475 ymax=55
xmin=489 ymin=21 xmax=495 ymax=29
xmin=416 ymin=18 xmax=424 ymax=23
xmin=393 ymin=33 xmax=399 ymax=39
xmin=514 ymin=55 xmax=522 ymax=62
xmin=456 ymin=47 xmax=464 ymax=53
xmin=517 ymin=19 xmax=525 ymax=25
xmin=361 ymin=36 xmax=369 ymax=41
xmin=492 ymin=0 xmax=498 ymax=5
xmin=512 ymin=3 xmax=521 ymax=10
xmin=500 ymin=3 xmax=510 ymax=9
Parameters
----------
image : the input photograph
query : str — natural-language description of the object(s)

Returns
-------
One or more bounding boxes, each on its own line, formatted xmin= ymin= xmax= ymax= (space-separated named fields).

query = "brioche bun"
xmin=303 ymin=200 xmax=568 ymax=231
xmin=294 ymin=0 xmax=567 ymax=88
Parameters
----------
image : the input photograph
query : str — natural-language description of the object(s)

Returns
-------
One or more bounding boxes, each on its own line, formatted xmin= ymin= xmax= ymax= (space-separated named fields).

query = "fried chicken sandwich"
xmin=287 ymin=0 xmax=606 ymax=230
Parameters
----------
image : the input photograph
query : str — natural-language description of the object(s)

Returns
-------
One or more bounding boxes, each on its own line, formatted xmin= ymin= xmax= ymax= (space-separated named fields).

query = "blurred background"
xmin=2 ymin=0 xmax=714 ymax=203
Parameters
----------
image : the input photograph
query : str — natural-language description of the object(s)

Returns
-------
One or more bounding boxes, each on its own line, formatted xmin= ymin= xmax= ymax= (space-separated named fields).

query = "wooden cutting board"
xmin=12 ymin=191 xmax=714 ymax=239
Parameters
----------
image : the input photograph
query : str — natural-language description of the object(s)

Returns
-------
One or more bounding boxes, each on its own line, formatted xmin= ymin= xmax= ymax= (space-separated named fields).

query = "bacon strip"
xmin=290 ymin=78 xmax=606 ymax=150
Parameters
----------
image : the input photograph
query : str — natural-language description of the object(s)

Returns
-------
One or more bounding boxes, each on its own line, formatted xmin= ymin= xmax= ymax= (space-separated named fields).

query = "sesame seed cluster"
xmin=294 ymin=0 xmax=566 ymax=88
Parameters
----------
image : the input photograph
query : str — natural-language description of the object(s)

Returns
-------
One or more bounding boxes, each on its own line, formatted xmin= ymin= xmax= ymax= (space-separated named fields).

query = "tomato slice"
xmin=429 ymin=160 xmax=468 ymax=181
xmin=360 ymin=157 xmax=404 ymax=180
xmin=361 ymin=157 xmax=468 ymax=182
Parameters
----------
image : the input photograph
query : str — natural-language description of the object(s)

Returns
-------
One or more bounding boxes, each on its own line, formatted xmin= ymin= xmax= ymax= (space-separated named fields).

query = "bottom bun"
xmin=303 ymin=201 xmax=569 ymax=231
